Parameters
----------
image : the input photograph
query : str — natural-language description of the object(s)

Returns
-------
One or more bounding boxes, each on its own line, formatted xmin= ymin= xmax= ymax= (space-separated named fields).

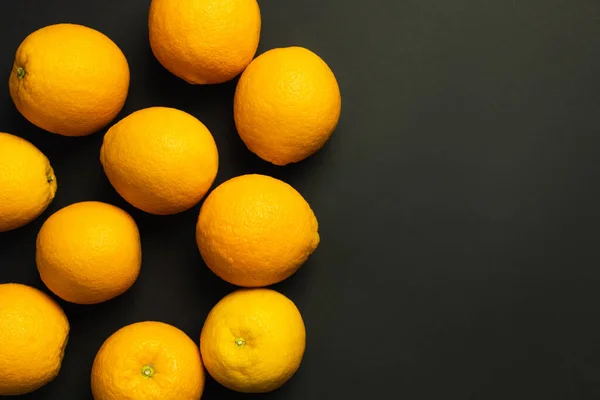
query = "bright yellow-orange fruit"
xmin=9 ymin=23 xmax=130 ymax=137
xmin=91 ymin=321 xmax=205 ymax=400
xmin=201 ymin=288 xmax=306 ymax=393
xmin=0 ymin=132 xmax=56 ymax=232
xmin=101 ymin=107 xmax=219 ymax=215
xmin=196 ymin=174 xmax=319 ymax=287
xmin=36 ymin=201 xmax=141 ymax=305
xmin=149 ymin=0 xmax=261 ymax=84
xmin=234 ymin=46 xmax=341 ymax=166
xmin=0 ymin=283 xmax=69 ymax=396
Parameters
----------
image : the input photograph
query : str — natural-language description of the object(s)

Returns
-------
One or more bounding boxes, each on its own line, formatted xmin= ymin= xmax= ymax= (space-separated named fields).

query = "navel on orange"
xmin=234 ymin=46 xmax=341 ymax=165
xmin=91 ymin=321 xmax=205 ymax=400
xmin=201 ymin=288 xmax=306 ymax=393
xmin=9 ymin=23 xmax=130 ymax=137
xmin=196 ymin=174 xmax=320 ymax=287
xmin=149 ymin=0 xmax=261 ymax=84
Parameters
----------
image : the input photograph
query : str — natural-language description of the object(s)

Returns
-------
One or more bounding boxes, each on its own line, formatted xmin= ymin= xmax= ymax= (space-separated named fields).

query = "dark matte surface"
xmin=1 ymin=0 xmax=600 ymax=398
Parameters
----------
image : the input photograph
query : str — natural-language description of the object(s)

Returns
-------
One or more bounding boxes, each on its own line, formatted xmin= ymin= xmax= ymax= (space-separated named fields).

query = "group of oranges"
xmin=0 ymin=0 xmax=341 ymax=398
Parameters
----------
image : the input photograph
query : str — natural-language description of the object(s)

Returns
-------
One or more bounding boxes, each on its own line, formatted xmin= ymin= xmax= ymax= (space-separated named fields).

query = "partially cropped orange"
xmin=196 ymin=174 xmax=320 ymax=287
xmin=234 ymin=46 xmax=341 ymax=165
xmin=0 ymin=132 xmax=56 ymax=232
xmin=149 ymin=0 xmax=261 ymax=84
xmin=36 ymin=201 xmax=141 ymax=304
xmin=201 ymin=288 xmax=306 ymax=393
xmin=9 ymin=23 xmax=130 ymax=137
xmin=100 ymin=107 xmax=219 ymax=215
xmin=91 ymin=321 xmax=205 ymax=400
xmin=0 ymin=283 xmax=69 ymax=396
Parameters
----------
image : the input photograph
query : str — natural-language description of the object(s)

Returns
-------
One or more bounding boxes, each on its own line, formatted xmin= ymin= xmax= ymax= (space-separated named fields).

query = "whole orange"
xmin=200 ymin=288 xmax=306 ymax=393
xmin=149 ymin=0 xmax=261 ymax=84
xmin=196 ymin=174 xmax=320 ymax=287
xmin=9 ymin=23 xmax=130 ymax=137
xmin=91 ymin=321 xmax=205 ymax=400
xmin=100 ymin=107 xmax=219 ymax=215
xmin=0 ymin=132 xmax=57 ymax=232
xmin=234 ymin=46 xmax=341 ymax=165
xmin=0 ymin=283 xmax=69 ymax=396
xmin=36 ymin=201 xmax=142 ymax=305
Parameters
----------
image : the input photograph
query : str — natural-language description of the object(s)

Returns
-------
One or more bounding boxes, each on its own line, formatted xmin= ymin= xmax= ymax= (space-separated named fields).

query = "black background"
xmin=1 ymin=0 xmax=600 ymax=399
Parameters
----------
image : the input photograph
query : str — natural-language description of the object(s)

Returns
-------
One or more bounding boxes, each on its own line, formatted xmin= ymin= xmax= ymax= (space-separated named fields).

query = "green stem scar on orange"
xmin=235 ymin=338 xmax=246 ymax=347
xmin=16 ymin=67 xmax=25 ymax=80
xmin=141 ymin=364 xmax=155 ymax=378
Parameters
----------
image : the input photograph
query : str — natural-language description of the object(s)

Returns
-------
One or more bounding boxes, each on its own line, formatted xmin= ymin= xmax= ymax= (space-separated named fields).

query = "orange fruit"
xmin=0 ymin=132 xmax=56 ymax=232
xmin=36 ymin=201 xmax=141 ymax=305
xmin=101 ymin=107 xmax=219 ymax=215
xmin=196 ymin=174 xmax=319 ymax=287
xmin=91 ymin=321 xmax=205 ymax=400
xmin=234 ymin=46 xmax=341 ymax=165
xmin=0 ymin=283 xmax=69 ymax=396
xmin=9 ymin=23 xmax=130 ymax=137
xmin=200 ymin=288 xmax=306 ymax=393
xmin=149 ymin=0 xmax=261 ymax=84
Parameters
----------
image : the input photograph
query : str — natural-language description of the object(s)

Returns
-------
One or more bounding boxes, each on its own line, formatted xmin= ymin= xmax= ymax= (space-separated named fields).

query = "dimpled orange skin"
xmin=9 ymin=24 xmax=130 ymax=137
xmin=0 ymin=132 xmax=57 ymax=232
xmin=234 ymin=46 xmax=342 ymax=166
xmin=196 ymin=174 xmax=320 ymax=287
xmin=36 ymin=201 xmax=142 ymax=305
xmin=0 ymin=283 xmax=69 ymax=396
xmin=91 ymin=321 xmax=205 ymax=400
xmin=100 ymin=107 xmax=219 ymax=215
xmin=149 ymin=0 xmax=261 ymax=84
xmin=200 ymin=288 xmax=306 ymax=393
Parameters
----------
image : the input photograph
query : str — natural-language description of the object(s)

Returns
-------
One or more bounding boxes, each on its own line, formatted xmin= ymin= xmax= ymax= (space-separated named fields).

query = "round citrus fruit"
xmin=149 ymin=0 xmax=261 ymax=84
xmin=91 ymin=321 xmax=205 ymax=400
xmin=0 ymin=132 xmax=56 ymax=232
xmin=36 ymin=201 xmax=141 ymax=305
xmin=101 ymin=107 xmax=219 ymax=215
xmin=0 ymin=283 xmax=69 ymax=396
xmin=196 ymin=174 xmax=319 ymax=287
xmin=234 ymin=46 xmax=341 ymax=165
xmin=9 ymin=23 xmax=130 ymax=137
xmin=201 ymin=288 xmax=306 ymax=393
